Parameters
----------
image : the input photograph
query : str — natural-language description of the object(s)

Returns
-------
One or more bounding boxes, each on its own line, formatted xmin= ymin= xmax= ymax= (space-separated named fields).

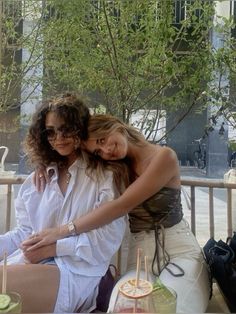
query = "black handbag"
xmin=203 ymin=234 xmax=236 ymax=313
xmin=95 ymin=264 xmax=119 ymax=312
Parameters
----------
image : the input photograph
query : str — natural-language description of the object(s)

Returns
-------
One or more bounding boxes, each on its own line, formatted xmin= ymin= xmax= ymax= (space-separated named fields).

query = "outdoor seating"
xmin=0 ymin=175 xmax=236 ymax=313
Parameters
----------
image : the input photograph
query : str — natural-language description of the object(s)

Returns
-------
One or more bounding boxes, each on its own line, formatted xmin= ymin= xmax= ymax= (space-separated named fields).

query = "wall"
xmin=166 ymin=109 xmax=207 ymax=166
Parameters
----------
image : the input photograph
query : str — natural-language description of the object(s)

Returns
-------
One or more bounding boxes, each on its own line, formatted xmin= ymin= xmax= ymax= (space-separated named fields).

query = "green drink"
xmin=152 ymin=279 xmax=177 ymax=313
xmin=0 ymin=292 xmax=22 ymax=313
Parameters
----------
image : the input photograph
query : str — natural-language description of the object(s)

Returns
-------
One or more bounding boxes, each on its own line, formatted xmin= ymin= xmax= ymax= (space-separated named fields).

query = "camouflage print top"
xmin=129 ymin=187 xmax=183 ymax=233
xmin=128 ymin=187 xmax=185 ymax=276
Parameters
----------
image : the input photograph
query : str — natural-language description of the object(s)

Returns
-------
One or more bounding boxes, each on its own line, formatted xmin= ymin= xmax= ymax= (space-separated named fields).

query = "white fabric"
xmin=108 ymin=219 xmax=210 ymax=313
xmin=54 ymin=262 xmax=101 ymax=313
xmin=0 ymin=158 xmax=126 ymax=312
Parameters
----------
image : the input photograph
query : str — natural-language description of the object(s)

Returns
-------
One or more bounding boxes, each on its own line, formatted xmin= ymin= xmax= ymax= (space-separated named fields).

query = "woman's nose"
xmin=101 ymin=146 xmax=110 ymax=154
xmin=55 ymin=131 xmax=64 ymax=139
xmin=101 ymin=144 xmax=112 ymax=155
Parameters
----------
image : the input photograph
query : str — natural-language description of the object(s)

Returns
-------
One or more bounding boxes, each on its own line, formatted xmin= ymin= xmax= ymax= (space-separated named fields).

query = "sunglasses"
xmin=42 ymin=126 xmax=79 ymax=140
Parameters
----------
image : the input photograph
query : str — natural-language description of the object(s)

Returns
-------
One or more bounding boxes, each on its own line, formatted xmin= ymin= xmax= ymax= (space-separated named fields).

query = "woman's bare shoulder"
xmin=152 ymin=145 xmax=178 ymax=165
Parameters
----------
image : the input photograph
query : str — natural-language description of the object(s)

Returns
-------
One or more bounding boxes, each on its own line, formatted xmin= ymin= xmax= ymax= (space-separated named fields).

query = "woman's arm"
xmin=24 ymin=217 xmax=126 ymax=276
xmin=0 ymin=175 xmax=34 ymax=257
xmin=71 ymin=147 xmax=179 ymax=231
xmin=23 ymin=147 xmax=179 ymax=250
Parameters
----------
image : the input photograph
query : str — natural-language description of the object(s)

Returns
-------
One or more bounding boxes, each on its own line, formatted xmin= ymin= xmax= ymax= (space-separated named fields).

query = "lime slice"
xmin=0 ymin=294 xmax=10 ymax=310
xmin=119 ymin=279 xmax=153 ymax=299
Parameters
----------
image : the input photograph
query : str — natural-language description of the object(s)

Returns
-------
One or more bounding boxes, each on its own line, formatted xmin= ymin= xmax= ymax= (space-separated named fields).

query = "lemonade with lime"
xmin=0 ymin=292 xmax=22 ymax=313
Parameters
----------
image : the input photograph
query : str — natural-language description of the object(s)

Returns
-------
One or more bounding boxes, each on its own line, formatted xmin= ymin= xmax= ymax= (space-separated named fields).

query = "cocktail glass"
xmin=152 ymin=286 xmax=177 ymax=313
xmin=0 ymin=292 xmax=22 ymax=313
xmin=113 ymin=279 xmax=154 ymax=313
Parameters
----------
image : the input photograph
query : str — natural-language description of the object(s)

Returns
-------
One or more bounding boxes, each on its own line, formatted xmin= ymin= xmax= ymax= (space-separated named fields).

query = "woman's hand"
xmin=33 ymin=167 xmax=50 ymax=192
xmin=23 ymin=243 xmax=56 ymax=264
xmin=21 ymin=227 xmax=66 ymax=251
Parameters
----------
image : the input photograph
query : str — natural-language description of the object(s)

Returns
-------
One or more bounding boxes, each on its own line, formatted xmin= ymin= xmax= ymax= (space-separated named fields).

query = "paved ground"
xmin=180 ymin=165 xmax=207 ymax=178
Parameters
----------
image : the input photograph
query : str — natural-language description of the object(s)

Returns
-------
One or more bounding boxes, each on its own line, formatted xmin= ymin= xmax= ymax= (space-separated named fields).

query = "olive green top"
xmin=128 ymin=187 xmax=185 ymax=277
xmin=129 ymin=187 xmax=183 ymax=233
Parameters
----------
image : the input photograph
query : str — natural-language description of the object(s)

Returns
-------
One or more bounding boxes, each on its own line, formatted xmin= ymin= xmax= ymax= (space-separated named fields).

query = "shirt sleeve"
xmin=56 ymin=171 xmax=127 ymax=265
xmin=0 ymin=177 xmax=33 ymax=258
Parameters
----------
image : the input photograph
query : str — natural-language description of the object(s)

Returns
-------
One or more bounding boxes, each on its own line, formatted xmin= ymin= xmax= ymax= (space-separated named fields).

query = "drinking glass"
xmin=152 ymin=286 xmax=177 ymax=313
xmin=113 ymin=279 xmax=155 ymax=313
xmin=113 ymin=290 xmax=155 ymax=313
xmin=0 ymin=292 xmax=22 ymax=313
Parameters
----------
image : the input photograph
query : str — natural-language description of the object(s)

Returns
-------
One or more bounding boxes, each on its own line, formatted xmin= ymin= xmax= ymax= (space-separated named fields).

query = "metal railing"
xmin=1 ymin=175 xmax=236 ymax=238
xmin=181 ymin=177 xmax=236 ymax=239
xmin=1 ymin=174 xmax=236 ymax=275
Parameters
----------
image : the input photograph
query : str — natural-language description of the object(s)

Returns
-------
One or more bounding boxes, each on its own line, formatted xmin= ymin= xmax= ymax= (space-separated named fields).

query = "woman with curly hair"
xmin=0 ymin=95 xmax=127 ymax=313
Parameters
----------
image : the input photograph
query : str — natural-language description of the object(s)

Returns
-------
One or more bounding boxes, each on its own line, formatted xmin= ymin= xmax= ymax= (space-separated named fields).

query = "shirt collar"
xmin=46 ymin=157 xmax=87 ymax=179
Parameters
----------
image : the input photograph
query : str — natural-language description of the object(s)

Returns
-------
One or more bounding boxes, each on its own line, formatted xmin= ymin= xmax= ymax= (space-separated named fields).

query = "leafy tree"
xmin=0 ymin=0 xmax=44 ymax=114
xmin=200 ymin=16 xmax=236 ymax=142
xmin=1 ymin=0 xmax=235 ymax=141
xmin=40 ymin=0 xmax=227 ymax=140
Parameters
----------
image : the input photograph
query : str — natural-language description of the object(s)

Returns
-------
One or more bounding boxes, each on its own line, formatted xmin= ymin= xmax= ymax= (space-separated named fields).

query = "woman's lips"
xmin=55 ymin=143 xmax=70 ymax=149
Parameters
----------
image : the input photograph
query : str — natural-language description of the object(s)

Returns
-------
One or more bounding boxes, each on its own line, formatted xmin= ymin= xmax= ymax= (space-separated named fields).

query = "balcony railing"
xmin=182 ymin=177 xmax=236 ymax=237
xmin=1 ymin=174 xmax=233 ymax=313
xmin=1 ymin=175 xmax=236 ymax=241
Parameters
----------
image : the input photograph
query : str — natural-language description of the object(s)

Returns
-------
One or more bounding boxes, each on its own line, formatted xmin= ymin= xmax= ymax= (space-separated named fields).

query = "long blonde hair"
xmin=88 ymin=114 xmax=147 ymax=147
xmin=84 ymin=151 xmax=130 ymax=193
xmin=86 ymin=114 xmax=148 ymax=187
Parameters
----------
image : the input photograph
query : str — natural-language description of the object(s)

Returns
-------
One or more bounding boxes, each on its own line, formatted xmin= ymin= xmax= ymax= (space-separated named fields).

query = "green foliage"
xmin=39 ymin=0 xmax=218 ymax=126
xmin=1 ymin=0 xmax=236 ymax=138
xmin=229 ymin=140 xmax=236 ymax=151
xmin=0 ymin=0 xmax=44 ymax=111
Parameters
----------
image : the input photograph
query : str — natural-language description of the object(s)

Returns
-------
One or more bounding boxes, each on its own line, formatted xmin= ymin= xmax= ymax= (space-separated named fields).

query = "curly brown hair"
xmin=24 ymin=94 xmax=130 ymax=192
xmin=24 ymin=93 xmax=90 ymax=167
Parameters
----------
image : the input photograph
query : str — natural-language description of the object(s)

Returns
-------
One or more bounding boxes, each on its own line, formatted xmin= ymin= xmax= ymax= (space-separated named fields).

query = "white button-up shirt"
xmin=0 ymin=158 xmax=126 ymax=276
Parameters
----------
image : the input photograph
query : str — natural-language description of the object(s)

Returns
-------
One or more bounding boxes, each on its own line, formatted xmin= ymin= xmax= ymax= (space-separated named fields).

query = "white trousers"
xmin=108 ymin=219 xmax=211 ymax=313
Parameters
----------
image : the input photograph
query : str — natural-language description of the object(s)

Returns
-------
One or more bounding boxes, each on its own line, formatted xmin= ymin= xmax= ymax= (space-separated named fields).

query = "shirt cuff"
xmin=56 ymin=237 xmax=77 ymax=257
